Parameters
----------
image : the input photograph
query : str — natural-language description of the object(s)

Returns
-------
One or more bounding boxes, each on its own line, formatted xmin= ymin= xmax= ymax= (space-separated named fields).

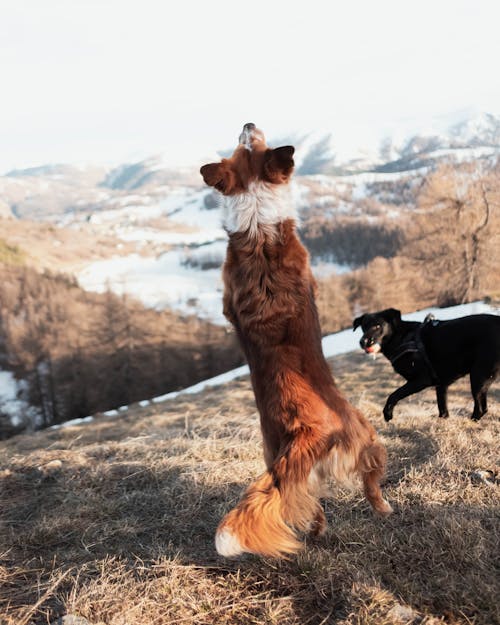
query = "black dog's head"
xmin=353 ymin=308 xmax=402 ymax=354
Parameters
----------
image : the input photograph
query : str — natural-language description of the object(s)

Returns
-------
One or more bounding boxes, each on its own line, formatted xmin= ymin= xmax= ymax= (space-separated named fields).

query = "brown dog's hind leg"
xmin=309 ymin=506 xmax=327 ymax=537
xmin=360 ymin=443 xmax=393 ymax=517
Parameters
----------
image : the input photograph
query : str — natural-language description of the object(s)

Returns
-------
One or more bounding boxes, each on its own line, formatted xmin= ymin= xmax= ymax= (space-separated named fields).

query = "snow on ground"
xmin=166 ymin=192 xmax=223 ymax=231
xmin=421 ymin=145 xmax=500 ymax=162
xmin=311 ymin=259 xmax=352 ymax=278
xmin=78 ymin=181 xmax=351 ymax=324
xmin=115 ymin=227 xmax=225 ymax=246
xmin=0 ymin=370 xmax=40 ymax=427
xmin=78 ymin=246 xmax=226 ymax=323
xmin=145 ymin=300 xmax=500 ymax=406
xmin=86 ymin=187 xmax=226 ymax=244
xmin=78 ymin=244 xmax=351 ymax=324
xmin=49 ymin=301 xmax=499 ymax=430
xmin=78 ymin=186 xmax=230 ymax=321
xmin=88 ymin=187 xmax=196 ymax=225
xmin=111 ymin=189 xmax=226 ymax=245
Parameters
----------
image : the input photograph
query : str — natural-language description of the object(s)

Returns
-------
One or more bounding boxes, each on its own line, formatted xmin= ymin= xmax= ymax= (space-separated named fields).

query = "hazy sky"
xmin=1 ymin=0 xmax=500 ymax=172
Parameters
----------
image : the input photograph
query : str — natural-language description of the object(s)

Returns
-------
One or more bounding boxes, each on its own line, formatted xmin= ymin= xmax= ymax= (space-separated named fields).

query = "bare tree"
xmin=406 ymin=161 xmax=500 ymax=305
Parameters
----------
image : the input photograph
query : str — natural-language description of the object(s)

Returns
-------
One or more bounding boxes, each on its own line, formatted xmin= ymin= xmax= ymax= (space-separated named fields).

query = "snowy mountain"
xmin=373 ymin=111 xmax=500 ymax=173
xmin=0 ymin=110 xmax=498 ymax=323
xmin=449 ymin=112 xmax=500 ymax=147
xmin=1 ymin=111 xmax=498 ymax=218
xmin=101 ymin=155 xmax=201 ymax=191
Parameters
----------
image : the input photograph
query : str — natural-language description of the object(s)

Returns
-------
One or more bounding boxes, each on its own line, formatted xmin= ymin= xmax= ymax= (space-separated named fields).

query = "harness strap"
xmin=415 ymin=324 xmax=439 ymax=383
xmin=388 ymin=320 xmax=439 ymax=383
xmin=389 ymin=345 xmax=420 ymax=365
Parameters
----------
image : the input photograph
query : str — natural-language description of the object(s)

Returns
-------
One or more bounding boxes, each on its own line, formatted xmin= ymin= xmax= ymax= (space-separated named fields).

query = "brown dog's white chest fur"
xmin=221 ymin=180 xmax=296 ymax=238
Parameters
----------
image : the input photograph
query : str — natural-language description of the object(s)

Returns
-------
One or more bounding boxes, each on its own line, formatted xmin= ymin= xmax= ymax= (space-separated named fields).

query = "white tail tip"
xmin=215 ymin=528 xmax=244 ymax=557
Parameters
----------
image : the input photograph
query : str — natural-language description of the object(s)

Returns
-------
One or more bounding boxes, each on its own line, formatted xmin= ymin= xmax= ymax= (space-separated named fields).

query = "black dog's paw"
xmin=470 ymin=414 xmax=482 ymax=422
xmin=383 ymin=408 xmax=393 ymax=422
xmin=438 ymin=412 xmax=449 ymax=419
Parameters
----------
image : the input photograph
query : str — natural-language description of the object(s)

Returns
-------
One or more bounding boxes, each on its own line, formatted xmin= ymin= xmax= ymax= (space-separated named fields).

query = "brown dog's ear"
xmin=264 ymin=146 xmax=295 ymax=183
xmin=353 ymin=314 xmax=366 ymax=331
xmin=200 ymin=162 xmax=234 ymax=194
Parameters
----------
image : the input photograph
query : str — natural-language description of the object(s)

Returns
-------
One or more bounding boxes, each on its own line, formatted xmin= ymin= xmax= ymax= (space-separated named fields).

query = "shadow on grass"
xmin=381 ymin=426 xmax=439 ymax=485
xmin=2 ymin=439 xmax=498 ymax=625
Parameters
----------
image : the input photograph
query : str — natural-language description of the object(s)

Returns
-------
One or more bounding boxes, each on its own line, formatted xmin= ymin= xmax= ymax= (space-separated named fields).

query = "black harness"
xmin=388 ymin=316 xmax=439 ymax=383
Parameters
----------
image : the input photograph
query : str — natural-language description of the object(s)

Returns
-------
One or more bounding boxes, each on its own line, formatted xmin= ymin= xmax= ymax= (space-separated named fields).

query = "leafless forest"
xmin=315 ymin=161 xmax=500 ymax=333
xmin=0 ymin=265 xmax=242 ymax=435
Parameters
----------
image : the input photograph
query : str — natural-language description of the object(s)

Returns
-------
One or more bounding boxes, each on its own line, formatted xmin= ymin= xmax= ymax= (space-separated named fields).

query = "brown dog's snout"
xmin=239 ymin=123 xmax=266 ymax=149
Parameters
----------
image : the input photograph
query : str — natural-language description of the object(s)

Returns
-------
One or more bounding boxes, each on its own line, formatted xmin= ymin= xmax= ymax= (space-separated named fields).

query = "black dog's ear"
xmin=353 ymin=314 xmax=366 ymax=331
xmin=381 ymin=308 xmax=401 ymax=324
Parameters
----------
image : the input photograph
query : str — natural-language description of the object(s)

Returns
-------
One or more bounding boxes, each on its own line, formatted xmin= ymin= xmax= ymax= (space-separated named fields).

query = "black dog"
xmin=353 ymin=308 xmax=500 ymax=422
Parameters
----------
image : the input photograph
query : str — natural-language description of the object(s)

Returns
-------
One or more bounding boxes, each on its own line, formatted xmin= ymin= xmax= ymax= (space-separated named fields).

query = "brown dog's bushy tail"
xmin=215 ymin=449 xmax=324 ymax=558
xmin=215 ymin=471 xmax=302 ymax=558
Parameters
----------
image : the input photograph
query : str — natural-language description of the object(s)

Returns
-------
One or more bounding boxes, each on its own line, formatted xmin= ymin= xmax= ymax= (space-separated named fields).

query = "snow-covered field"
xmin=79 ymin=246 xmax=226 ymax=322
xmin=78 ymin=187 xmax=226 ymax=320
xmin=77 ymin=183 xmax=353 ymax=323
xmin=78 ymin=241 xmax=351 ymax=324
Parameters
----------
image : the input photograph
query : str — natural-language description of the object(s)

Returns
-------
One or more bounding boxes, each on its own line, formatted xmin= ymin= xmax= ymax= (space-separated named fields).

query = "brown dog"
xmin=200 ymin=123 xmax=392 ymax=558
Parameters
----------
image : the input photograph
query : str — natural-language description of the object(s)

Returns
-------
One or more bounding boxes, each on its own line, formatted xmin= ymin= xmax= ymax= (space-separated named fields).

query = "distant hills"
xmin=291 ymin=111 xmax=500 ymax=175
xmin=0 ymin=111 xmax=498 ymax=222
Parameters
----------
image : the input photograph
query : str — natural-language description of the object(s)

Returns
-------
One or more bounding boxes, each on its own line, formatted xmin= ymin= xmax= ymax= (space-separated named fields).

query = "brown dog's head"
xmin=353 ymin=308 xmax=402 ymax=354
xmin=200 ymin=123 xmax=295 ymax=195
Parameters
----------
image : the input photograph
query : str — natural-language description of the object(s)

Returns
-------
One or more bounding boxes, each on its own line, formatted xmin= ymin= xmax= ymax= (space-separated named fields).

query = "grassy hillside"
xmin=0 ymin=351 xmax=498 ymax=625
xmin=0 ymin=238 xmax=25 ymax=266
xmin=0 ymin=218 xmax=137 ymax=274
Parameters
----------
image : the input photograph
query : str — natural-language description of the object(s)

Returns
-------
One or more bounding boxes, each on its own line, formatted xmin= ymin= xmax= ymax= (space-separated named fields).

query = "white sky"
xmin=1 ymin=0 xmax=500 ymax=173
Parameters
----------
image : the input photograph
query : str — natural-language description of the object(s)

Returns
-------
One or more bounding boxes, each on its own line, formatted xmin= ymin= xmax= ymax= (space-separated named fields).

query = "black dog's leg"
xmin=471 ymin=390 xmax=486 ymax=422
xmin=480 ymin=392 xmax=488 ymax=416
xmin=383 ymin=379 xmax=431 ymax=422
xmin=470 ymin=369 xmax=494 ymax=422
xmin=436 ymin=385 xmax=449 ymax=418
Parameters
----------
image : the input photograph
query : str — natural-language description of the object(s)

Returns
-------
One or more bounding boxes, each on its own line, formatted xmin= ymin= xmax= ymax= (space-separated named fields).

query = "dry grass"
xmin=0 ymin=218 xmax=138 ymax=275
xmin=0 ymin=352 xmax=498 ymax=625
xmin=0 ymin=212 xmax=213 ymax=277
